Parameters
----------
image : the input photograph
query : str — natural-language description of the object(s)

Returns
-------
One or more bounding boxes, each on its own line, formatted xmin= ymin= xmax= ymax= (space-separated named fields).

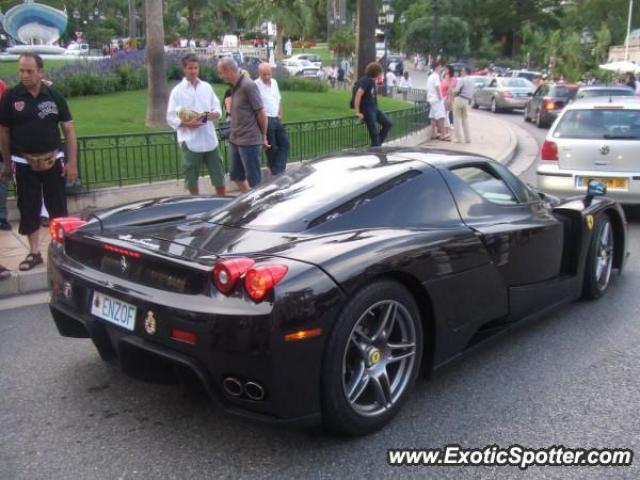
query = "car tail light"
xmin=50 ymin=217 xmax=87 ymax=244
xmin=503 ymin=92 xmax=513 ymax=98
xmin=541 ymin=140 xmax=558 ymax=161
xmin=244 ymin=265 xmax=288 ymax=302
xmin=543 ymin=97 xmax=555 ymax=110
xmin=212 ymin=257 xmax=255 ymax=295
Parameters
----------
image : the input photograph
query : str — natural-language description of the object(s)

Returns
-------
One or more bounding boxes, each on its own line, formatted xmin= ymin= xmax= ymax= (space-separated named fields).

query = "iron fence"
xmin=7 ymin=103 xmax=429 ymax=194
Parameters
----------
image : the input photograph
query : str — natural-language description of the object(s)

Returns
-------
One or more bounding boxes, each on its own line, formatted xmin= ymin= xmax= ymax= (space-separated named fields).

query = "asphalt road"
xmin=1 ymin=116 xmax=639 ymax=479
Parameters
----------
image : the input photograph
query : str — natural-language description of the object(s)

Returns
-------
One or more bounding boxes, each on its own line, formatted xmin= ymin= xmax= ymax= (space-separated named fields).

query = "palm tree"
xmin=145 ymin=0 xmax=168 ymax=127
xmin=242 ymin=0 xmax=314 ymax=60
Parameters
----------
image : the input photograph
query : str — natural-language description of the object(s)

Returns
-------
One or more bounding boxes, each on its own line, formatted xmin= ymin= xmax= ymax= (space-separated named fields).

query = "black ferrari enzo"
xmin=48 ymin=148 xmax=627 ymax=435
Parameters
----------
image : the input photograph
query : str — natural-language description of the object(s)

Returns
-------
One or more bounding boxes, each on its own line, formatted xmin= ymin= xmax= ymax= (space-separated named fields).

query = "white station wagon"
xmin=537 ymin=96 xmax=640 ymax=204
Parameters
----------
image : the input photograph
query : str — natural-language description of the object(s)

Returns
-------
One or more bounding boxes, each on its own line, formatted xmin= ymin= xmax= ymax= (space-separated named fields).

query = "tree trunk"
xmin=275 ymin=23 xmax=284 ymax=62
xmin=145 ymin=0 xmax=168 ymax=128
xmin=355 ymin=0 xmax=376 ymax=78
xmin=128 ymin=0 xmax=138 ymax=38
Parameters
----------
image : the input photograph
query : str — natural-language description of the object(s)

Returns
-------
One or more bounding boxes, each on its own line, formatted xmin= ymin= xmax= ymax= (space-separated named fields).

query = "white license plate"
xmin=91 ymin=291 xmax=137 ymax=331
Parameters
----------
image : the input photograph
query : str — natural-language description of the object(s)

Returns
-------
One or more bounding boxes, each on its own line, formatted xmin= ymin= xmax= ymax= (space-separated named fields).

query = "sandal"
xmin=0 ymin=264 xmax=10 ymax=280
xmin=19 ymin=253 xmax=43 ymax=271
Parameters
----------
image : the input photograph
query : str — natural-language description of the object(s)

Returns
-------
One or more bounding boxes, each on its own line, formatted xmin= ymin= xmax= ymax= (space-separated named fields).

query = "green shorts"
xmin=181 ymin=143 xmax=225 ymax=190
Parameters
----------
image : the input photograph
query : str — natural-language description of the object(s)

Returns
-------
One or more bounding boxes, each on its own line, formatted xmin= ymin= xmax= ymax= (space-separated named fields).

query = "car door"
xmin=481 ymin=79 xmax=497 ymax=107
xmin=440 ymin=161 xmax=565 ymax=287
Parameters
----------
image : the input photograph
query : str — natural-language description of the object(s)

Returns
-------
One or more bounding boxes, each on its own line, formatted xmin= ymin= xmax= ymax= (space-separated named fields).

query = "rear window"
xmin=550 ymin=86 xmax=577 ymax=97
xmin=553 ymin=109 xmax=640 ymax=139
xmin=501 ymin=78 xmax=532 ymax=88
xmin=577 ymin=88 xmax=633 ymax=99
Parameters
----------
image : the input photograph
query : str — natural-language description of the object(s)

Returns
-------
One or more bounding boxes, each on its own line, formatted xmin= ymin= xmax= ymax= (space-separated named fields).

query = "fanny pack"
xmin=24 ymin=150 xmax=58 ymax=172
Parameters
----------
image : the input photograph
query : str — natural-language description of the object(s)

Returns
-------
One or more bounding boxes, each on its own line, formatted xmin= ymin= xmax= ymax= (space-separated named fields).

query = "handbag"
xmin=218 ymin=119 xmax=231 ymax=141
xmin=24 ymin=150 xmax=57 ymax=172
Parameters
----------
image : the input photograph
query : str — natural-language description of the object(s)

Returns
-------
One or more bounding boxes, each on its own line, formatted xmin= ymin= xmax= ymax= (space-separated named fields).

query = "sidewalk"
xmin=0 ymin=111 xmax=524 ymax=299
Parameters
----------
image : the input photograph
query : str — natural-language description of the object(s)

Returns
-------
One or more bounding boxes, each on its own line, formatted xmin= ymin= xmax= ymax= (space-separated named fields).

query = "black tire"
xmin=491 ymin=97 xmax=499 ymax=113
xmin=582 ymin=213 xmax=615 ymax=300
xmin=321 ymin=280 xmax=424 ymax=436
xmin=471 ymin=96 xmax=479 ymax=109
xmin=536 ymin=110 xmax=546 ymax=128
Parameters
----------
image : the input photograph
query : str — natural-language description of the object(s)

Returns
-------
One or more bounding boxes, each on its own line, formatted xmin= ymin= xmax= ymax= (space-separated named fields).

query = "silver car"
xmin=471 ymin=77 xmax=535 ymax=112
xmin=537 ymin=97 xmax=640 ymax=204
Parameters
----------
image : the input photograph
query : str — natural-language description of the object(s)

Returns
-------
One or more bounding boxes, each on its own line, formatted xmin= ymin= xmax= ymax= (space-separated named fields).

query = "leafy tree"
xmin=242 ymin=0 xmax=315 ymax=60
xmin=403 ymin=15 xmax=469 ymax=59
xmin=329 ymin=25 xmax=355 ymax=58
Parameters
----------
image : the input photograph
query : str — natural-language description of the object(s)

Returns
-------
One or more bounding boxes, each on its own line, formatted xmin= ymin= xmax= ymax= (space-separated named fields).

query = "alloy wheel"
xmin=342 ymin=300 xmax=417 ymax=418
xmin=595 ymin=220 xmax=614 ymax=291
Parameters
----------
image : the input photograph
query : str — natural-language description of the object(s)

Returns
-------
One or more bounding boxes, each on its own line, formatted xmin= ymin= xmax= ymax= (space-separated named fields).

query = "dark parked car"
xmin=574 ymin=85 xmax=635 ymax=100
xmin=524 ymin=83 xmax=578 ymax=128
xmin=48 ymin=148 xmax=627 ymax=435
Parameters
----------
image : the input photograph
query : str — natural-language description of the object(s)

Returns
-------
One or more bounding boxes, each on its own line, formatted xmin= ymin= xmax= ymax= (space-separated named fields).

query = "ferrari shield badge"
xmin=144 ymin=310 xmax=157 ymax=335
xmin=586 ymin=215 xmax=594 ymax=230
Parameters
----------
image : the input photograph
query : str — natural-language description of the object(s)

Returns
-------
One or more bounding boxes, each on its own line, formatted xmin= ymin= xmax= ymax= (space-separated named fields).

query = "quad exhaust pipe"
xmin=222 ymin=376 xmax=266 ymax=401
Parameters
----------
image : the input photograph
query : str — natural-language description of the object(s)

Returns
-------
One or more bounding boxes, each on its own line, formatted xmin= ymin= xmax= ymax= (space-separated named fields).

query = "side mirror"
xmin=587 ymin=179 xmax=607 ymax=197
xmin=585 ymin=179 xmax=606 ymax=206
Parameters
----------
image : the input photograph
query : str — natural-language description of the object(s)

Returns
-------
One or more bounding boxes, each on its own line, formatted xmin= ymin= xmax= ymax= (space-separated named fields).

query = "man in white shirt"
xmin=426 ymin=62 xmax=446 ymax=140
xmin=166 ymin=53 xmax=225 ymax=195
xmin=255 ymin=62 xmax=289 ymax=175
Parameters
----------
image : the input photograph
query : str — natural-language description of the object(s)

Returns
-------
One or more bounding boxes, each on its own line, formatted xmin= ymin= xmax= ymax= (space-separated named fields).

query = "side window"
xmin=450 ymin=166 xmax=519 ymax=206
xmin=489 ymin=79 xmax=497 ymax=88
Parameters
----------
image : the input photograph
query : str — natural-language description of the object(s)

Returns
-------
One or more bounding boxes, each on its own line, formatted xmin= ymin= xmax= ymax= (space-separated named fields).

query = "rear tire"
xmin=471 ymin=97 xmax=478 ymax=109
xmin=321 ymin=280 xmax=423 ymax=436
xmin=582 ymin=214 xmax=615 ymax=300
xmin=491 ymin=97 xmax=499 ymax=113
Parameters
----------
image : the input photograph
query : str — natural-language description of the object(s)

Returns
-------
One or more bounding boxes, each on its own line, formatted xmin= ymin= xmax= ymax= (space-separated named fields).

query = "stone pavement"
xmin=0 ymin=110 xmax=528 ymax=299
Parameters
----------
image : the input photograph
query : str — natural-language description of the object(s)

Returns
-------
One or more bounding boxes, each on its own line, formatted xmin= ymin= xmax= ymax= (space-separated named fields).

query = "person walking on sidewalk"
xmin=0 ymin=53 xmax=78 ymax=271
xmin=427 ymin=61 xmax=447 ymax=140
xmin=255 ymin=62 xmax=289 ymax=176
xmin=354 ymin=62 xmax=392 ymax=147
xmin=217 ymin=58 xmax=269 ymax=192
xmin=451 ymin=67 xmax=474 ymax=143
xmin=166 ymin=53 xmax=226 ymax=196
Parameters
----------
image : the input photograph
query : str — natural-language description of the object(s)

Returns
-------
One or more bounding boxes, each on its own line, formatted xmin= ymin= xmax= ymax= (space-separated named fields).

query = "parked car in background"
xmin=524 ymin=83 xmax=578 ymax=128
xmin=472 ymin=77 xmax=535 ymax=112
xmin=467 ymin=76 xmax=492 ymax=89
xmin=286 ymin=54 xmax=322 ymax=68
xmin=574 ymin=85 xmax=635 ymax=100
xmin=511 ymin=69 xmax=543 ymax=82
xmin=282 ymin=59 xmax=320 ymax=78
xmin=537 ymin=96 xmax=640 ymax=204
xmin=65 ymin=43 xmax=89 ymax=56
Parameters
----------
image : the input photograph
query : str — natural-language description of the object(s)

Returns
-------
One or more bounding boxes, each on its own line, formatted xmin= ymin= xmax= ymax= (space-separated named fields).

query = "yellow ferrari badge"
xmin=586 ymin=215 xmax=594 ymax=230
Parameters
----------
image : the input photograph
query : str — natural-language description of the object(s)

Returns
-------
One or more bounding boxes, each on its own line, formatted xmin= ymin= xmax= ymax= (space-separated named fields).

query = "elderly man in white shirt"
xmin=255 ymin=62 xmax=290 ymax=175
xmin=166 ymin=53 xmax=225 ymax=195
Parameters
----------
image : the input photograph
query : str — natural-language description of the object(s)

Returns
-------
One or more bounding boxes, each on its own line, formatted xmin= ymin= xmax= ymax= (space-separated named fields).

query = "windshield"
xmin=500 ymin=78 xmax=532 ymax=88
xmin=553 ymin=109 xmax=640 ymax=139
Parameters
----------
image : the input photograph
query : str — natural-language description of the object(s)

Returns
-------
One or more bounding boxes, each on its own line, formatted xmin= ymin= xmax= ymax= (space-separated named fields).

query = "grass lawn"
xmin=67 ymin=84 xmax=409 ymax=136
